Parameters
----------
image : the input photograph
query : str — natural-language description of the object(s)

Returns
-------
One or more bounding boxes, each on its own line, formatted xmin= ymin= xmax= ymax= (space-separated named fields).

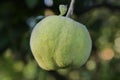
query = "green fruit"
xmin=30 ymin=15 xmax=92 ymax=70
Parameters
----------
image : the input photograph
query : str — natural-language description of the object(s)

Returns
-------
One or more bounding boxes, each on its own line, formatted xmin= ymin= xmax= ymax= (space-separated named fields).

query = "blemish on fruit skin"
xmin=30 ymin=16 xmax=92 ymax=70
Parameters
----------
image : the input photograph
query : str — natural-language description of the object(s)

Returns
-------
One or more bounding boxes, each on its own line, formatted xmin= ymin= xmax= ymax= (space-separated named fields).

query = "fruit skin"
xmin=30 ymin=15 xmax=92 ymax=70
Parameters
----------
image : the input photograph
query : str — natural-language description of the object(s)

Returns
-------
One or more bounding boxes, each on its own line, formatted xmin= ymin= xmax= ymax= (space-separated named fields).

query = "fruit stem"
xmin=66 ymin=0 xmax=75 ymax=17
xmin=59 ymin=5 xmax=67 ymax=16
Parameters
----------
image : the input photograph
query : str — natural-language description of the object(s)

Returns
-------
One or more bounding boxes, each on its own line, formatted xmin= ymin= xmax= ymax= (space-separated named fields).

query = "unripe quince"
xmin=30 ymin=16 xmax=92 ymax=70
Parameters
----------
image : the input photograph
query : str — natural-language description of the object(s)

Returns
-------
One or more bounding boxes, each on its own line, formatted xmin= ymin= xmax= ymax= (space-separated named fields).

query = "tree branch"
xmin=66 ymin=0 xmax=75 ymax=17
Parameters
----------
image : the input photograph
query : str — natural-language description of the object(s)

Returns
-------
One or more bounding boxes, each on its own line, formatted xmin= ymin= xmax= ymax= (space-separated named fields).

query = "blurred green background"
xmin=0 ymin=0 xmax=120 ymax=80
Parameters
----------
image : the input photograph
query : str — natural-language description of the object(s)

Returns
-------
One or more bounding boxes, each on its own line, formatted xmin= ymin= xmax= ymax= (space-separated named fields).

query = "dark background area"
xmin=0 ymin=0 xmax=120 ymax=80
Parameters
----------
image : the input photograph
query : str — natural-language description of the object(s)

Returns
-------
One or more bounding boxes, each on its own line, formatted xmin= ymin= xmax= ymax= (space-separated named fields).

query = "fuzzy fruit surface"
xmin=30 ymin=16 xmax=92 ymax=70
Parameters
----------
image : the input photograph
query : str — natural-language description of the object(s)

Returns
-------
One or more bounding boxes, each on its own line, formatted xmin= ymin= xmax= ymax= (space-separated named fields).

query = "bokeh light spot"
xmin=98 ymin=48 xmax=114 ymax=61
